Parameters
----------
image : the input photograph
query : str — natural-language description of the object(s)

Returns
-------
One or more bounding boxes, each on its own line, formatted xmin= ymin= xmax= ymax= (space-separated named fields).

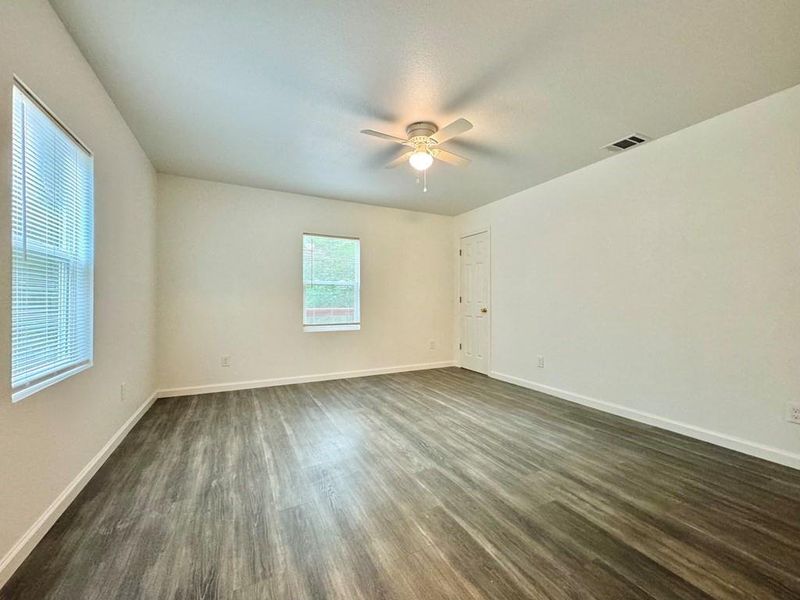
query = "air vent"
xmin=603 ymin=133 xmax=650 ymax=152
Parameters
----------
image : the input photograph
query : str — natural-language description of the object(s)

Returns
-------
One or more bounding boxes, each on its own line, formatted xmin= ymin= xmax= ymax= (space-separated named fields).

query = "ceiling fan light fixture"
xmin=409 ymin=149 xmax=433 ymax=171
xmin=361 ymin=119 xmax=473 ymax=177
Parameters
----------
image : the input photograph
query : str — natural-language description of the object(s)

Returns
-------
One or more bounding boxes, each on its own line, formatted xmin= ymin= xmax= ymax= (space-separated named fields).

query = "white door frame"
xmin=457 ymin=227 xmax=491 ymax=374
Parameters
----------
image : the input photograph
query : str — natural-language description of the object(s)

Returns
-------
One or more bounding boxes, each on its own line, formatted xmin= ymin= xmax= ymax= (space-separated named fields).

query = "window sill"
xmin=12 ymin=361 xmax=93 ymax=403
xmin=303 ymin=324 xmax=361 ymax=333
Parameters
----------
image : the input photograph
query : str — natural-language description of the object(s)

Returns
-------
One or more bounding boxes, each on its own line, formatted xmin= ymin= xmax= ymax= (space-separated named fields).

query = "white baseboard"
xmin=491 ymin=371 xmax=800 ymax=471
xmin=0 ymin=390 xmax=159 ymax=590
xmin=157 ymin=360 xmax=458 ymax=398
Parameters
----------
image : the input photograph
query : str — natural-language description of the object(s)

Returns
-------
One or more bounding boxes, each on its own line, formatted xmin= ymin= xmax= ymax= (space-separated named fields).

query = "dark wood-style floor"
xmin=3 ymin=368 xmax=800 ymax=599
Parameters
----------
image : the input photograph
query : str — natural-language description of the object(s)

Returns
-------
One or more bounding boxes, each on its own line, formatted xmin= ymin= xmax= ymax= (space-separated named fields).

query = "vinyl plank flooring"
xmin=3 ymin=367 xmax=800 ymax=599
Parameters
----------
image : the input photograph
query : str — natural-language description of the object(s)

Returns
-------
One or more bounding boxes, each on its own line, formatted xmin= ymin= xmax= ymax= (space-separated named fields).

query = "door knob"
xmin=480 ymin=307 xmax=488 ymax=313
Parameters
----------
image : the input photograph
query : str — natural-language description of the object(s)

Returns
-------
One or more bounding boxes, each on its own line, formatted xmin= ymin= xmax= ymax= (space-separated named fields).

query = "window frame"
xmin=10 ymin=79 xmax=95 ymax=402
xmin=302 ymin=232 xmax=361 ymax=333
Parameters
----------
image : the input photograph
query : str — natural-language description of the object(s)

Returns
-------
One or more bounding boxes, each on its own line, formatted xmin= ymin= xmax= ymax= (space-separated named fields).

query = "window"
xmin=302 ymin=234 xmax=360 ymax=332
xmin=11 ymin=83 xmax=94 ymax=402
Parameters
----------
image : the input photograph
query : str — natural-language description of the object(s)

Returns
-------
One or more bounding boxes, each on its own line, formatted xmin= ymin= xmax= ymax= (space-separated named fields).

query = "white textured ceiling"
xmin=50 ymin=0 xmax=800 ymax=215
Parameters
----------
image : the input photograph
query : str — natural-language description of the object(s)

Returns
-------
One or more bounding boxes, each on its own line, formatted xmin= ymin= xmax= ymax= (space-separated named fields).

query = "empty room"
xmin=1 ymin=1 xmax=799 ymax=598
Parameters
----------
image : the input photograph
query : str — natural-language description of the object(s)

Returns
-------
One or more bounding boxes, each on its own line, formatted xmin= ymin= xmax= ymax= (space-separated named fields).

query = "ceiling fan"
xmin=361 ymin=118 xmax=473 ymax=171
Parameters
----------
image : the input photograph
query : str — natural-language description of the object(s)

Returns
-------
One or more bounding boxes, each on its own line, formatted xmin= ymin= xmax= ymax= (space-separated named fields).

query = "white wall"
xmin=0 ymin=0 xmax=158 ymax=585
xmin=157 ymin=175 xmax=454 ymax=393
xmin=456 ymin=84 xmax=800 ymax=467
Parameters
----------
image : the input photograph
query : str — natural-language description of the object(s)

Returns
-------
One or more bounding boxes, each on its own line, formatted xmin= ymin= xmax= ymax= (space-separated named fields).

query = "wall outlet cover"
xmin=786 ymin=402 xmax=800 ymax=424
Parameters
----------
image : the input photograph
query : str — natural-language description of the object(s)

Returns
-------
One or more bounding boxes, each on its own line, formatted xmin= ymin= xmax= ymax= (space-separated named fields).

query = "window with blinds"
xmin=11 ymin=83 xmax=94 ymax=402
xmin=302 ymin=234 xmax=360 ymax=331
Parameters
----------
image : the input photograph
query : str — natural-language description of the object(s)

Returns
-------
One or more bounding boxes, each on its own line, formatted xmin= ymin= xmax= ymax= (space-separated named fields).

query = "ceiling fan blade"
xmin=433 ymin=148 xmax=471 ymax=166
xmin=385 ymin=151 xmax=412 ymax=168
xmin=431 ymin=118 xmax=473 ymax=144
xmin=361 ymin=129 xmax=411 ymax=145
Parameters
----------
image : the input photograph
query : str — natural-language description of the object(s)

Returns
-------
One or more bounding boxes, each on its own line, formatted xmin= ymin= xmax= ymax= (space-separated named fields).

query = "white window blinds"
xmin=11 ymin=84 xmax=94 ymax=402
xmin=302 ymin=234 xmax=360 ymax=328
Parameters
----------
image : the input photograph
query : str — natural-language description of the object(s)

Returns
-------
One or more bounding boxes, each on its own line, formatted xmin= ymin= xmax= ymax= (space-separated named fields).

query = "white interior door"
xmin=460 ymin=231 xmax=490 ymax=374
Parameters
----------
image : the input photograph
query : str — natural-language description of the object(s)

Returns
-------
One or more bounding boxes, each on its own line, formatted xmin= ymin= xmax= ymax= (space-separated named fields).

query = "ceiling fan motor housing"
xmin=406 ymin=121 xmax=438 ymax=145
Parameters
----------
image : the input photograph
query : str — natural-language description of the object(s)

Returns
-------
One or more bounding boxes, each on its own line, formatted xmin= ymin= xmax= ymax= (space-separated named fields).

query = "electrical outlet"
xmin=221 ymin=355 xmax=231 ymax=368
xmin=786 ymin=402 xmax=800 ymax=425
xmin=120 ymin=382 xmax=127 ymax=402
xmin=537 ymin=355 xmax=545 ymax=368
xmin=429 ymin=340 xmax=436 ymax=350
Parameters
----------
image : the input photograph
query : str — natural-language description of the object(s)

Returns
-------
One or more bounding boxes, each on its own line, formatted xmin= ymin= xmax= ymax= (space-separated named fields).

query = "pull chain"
xmin=423 ymin=169 xmax=428 ymax=193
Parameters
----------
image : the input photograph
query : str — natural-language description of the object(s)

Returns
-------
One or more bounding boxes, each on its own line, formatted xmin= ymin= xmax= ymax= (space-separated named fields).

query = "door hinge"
xmin=459 ymin=296 xmax=462 ymax=303
xmin=459 ymin=343 xmax=462 ymax=350
xmin=459 ymin=249 xmax=462 ymax=256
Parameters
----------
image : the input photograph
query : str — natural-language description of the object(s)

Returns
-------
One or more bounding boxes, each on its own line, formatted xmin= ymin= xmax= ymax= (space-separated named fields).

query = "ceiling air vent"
xmin=603 ymin=133 xmax=650 ymax=152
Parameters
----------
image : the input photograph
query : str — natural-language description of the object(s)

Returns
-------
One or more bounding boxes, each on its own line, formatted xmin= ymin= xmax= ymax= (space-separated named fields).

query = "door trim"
xmin=457 ymin=227 xmax=491 ymax=373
